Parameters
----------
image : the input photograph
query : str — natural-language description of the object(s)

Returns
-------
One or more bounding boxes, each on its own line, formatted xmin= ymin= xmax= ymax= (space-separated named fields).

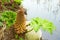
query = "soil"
xmin=1 ymin=25 xmax=26 ymax=40
xmin=2 ymin=26 xmax=18 ymax=40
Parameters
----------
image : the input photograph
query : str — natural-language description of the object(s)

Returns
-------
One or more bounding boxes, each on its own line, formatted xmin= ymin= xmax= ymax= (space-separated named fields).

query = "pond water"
xmin=22 ymin=0 xmax=60 ymax=40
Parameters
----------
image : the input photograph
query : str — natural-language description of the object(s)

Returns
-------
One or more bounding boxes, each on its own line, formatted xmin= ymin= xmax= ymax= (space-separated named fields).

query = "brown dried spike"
xmin=14 ymin=7 xmax=26 ymax=34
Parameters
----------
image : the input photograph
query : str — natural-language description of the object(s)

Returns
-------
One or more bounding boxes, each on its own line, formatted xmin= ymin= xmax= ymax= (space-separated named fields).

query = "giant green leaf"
xmin=30 ymin=17 xmax=56 ymax=34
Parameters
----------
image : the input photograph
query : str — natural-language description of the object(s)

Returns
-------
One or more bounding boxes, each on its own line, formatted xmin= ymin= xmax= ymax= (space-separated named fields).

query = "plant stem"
xmin=26 ymin=28 xmax=33 ymax=33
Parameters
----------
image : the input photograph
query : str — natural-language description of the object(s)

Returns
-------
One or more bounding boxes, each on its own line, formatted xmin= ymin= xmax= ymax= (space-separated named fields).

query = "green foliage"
xmin=2 ymin=0 xmax=10 ymax=4
xmin=19 ymin=37 xmax=23 ymax=40
xmin=30 ymin=17 xmax=56 ymax=34
xmin=0 ymin=11 xmax=17 ymax=28
xmin=0 ymin=22 xmax=3 ymax=26
xmin=15 ymin=34 xmax=23 ymax=40
xmin=14 ymin=0 xmax=23 ymax=4
xmin=15 ymin=34 xmax=19 ymax=39
xmin=1 ymin=0 xmax=22 ymax=4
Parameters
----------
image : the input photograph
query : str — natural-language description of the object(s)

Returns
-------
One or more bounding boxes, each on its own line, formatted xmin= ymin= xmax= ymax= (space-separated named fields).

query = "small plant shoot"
xmin=0 ymin=22 xmax=3 ymax=27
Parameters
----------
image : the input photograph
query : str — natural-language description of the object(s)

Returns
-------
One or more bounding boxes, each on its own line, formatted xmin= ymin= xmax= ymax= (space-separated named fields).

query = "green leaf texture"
xmin=30 ymin=17 xmax=56 ymax=34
